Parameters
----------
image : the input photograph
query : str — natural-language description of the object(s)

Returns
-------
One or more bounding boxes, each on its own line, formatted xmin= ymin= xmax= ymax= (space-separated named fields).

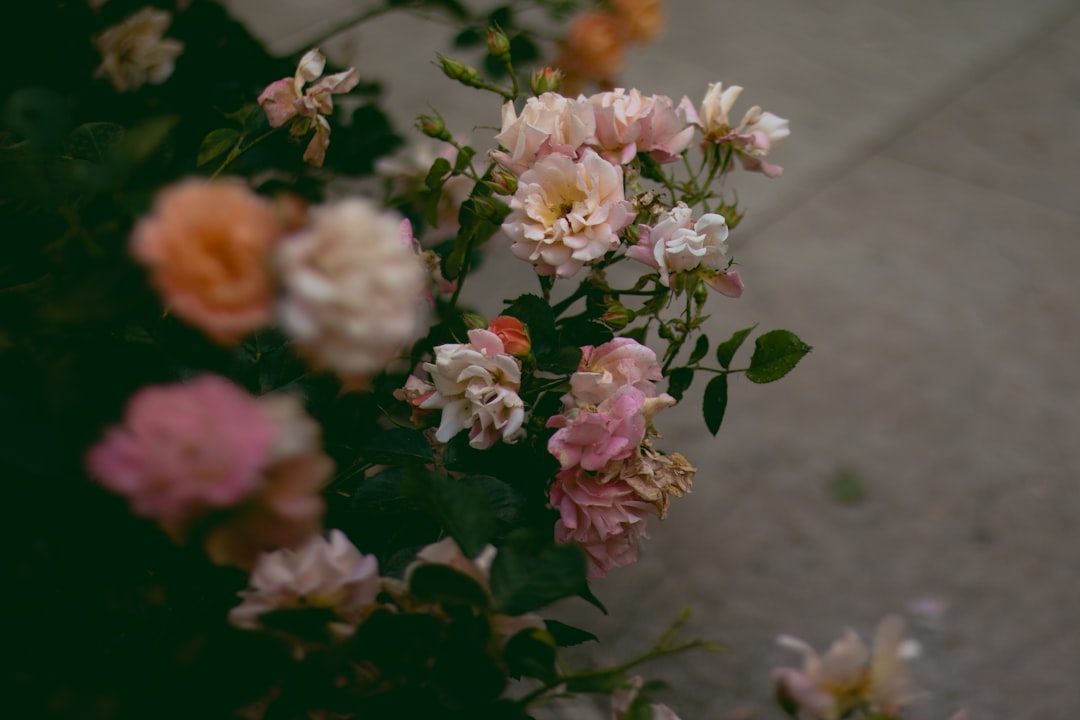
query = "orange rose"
xmin=612 ymin=0 xmax=665 ymax=44
xmin=131 ymin=179 xmax=282 ymax=344
xmin=557 ymin=11 xmax=628 ymax=87
xmin=487 ymin=315 xmax=531 ymax=356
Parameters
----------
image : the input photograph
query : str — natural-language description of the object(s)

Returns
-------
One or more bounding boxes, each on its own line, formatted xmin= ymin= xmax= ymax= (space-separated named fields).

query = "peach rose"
xmin=612 ymin=0 xmax=666 ymax=44
xmin=131 ymin=179 xmax=282 ymax=344
xmin=557 ymin=12 xmax=628 ymax=86
xmin=487 ymin=316 xmax=530 ymax=356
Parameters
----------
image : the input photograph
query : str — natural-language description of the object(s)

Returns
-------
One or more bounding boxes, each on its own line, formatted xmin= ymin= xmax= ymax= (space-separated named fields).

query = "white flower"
xmin=229 ymin=529 xmax=380 ymax=640
xmin=492 ymin=92 xmax=596 ymax=175
xmin=773 ymin=615 xmax=924 ymax=720
xmin=420 ymin=329 xmax=525 ymax=449
xmin=628 ymin=204 xmax=738 ymax=294
xmin=684 ymin=81 xmax=790 ymax=177
xmin=277 ymin=198 xmax=426 ymax=389
xmin=502 ymin=150 xmax=632 ymax=278
xmin=93 ymin=7 xmax=184 ymax=92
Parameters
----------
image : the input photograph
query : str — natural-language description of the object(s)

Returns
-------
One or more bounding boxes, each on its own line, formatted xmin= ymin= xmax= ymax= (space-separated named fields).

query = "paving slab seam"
xmin=737 ymin=0 xmax=1080 ymax=245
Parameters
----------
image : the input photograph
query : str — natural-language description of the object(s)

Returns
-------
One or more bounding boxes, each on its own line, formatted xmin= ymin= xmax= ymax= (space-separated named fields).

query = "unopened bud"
xmin=600 ymin=302 xmax=635 ymax=330
xmin=530 ymin=67 xmax=563 ymax=95
xmin=693 ymin=280 xmax=709 ymax=308
xmin=437 ymin=54 xmax=484 ymax=88
xmin=714 ymin=201 xmax=744 ymax=230
xmin=486 ymin=27 xmax=511 ymax=59
xmin=486 ymin=169 xmax=518 ymax=195
xmin=462 ymin=312 xmax=488 ymax=330
xmin=416 ymin=113 xmax=451 ymax=141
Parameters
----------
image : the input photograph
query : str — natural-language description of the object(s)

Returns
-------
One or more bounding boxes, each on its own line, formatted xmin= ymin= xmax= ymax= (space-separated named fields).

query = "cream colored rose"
xmin=277 ymin=198 xmax=426 ymax=388
xmin=492 ymin=92 xmax=596 ymax=175
xmin=93 ymin=8 xmax=183 ymax=92
xmin=502 ymin=150 xmax=632 ymax=278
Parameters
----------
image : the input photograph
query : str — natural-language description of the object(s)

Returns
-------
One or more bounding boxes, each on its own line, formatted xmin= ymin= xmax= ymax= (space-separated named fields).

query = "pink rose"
xmin=487 ymin=315 xmax=531 ymax=356
xmin=571 ymin=337 xmax=663 ymax=405
xmin=547 ymin=385 xmax=646 ymax=471
xmin=86 ymin=376 xmax=278 ymax=532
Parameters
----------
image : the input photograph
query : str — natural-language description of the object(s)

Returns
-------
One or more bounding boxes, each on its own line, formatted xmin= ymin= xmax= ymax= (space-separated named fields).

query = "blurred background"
xmin=227 ymin=1 xmax=1080 ymax=718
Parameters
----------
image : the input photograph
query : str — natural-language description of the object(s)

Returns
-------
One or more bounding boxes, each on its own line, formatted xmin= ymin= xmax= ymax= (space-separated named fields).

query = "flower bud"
xmin=486 ymin=169 xmax=518 ymax=195
xmin=530 ymin=67 xmax=563 ymax=95
xmin=437 ymin=54 xmax=484 ymax=88
xmin=600 ymin=302 xmax=635 ymax=330
xmin=486 ymin=27 xmax=511 ymax=59
xmin=488 ymin=315 xmax=530 ymax=356
xmin=462 ymin=311 xmax=488 ymax=330
xmin=416 ymin=113 xmax=451 ymax=142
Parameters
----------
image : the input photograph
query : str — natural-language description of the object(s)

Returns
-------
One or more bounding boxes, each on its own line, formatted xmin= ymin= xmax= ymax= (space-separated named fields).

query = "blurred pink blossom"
xmin=86 ymin=376 xmax=277 ymax=532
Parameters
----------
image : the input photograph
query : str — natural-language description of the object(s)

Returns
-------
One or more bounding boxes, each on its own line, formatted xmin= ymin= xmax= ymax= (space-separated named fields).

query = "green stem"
xmin=292 ymin=4 xmax=399 ymax=55
xmin=210 ymin=127 xmax=279 ymax=179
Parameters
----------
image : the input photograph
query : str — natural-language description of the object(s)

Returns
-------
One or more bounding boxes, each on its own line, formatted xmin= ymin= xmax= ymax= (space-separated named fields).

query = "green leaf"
xmin=544 ymin=620 xmax=598 ymax=647
xmin=665 ymin=367 xmax=694 ymax=402
xmin=464 ymin=474 xmax=524 ymax=523
xmin=111 ymin=115 xmax=179 ymax=169
xmin=746 ymin=329 xmax=811 ymax=384
xmin=688 ymin=334 xmax=709 ymax=365
xmin=715 ymin=325 xmax=755 ymax=369
xmin=453 ymin=26 xmax=484 ymax=48
xmin=559 ymin=317 xmax=613 ymax=349
xmin=408 ymin=563 xmax=491 ymax=609
xmin=65 ymin=122 xmax=125 ymax=163
xmin=197 ymin=128 xmax=240 ymax=166
xmin=491 ymin=530 xmax=588 ymax=615
xmin=3 ymin=87 xmax=69 ymax=153
xmin=503 ymin=629 xmax=558 ymax=682
xmin=425 ymin=157 xmax=452 ymax=190
xmin=703 ymin=374 xmax=728 ymax=436
xmin=538 ymin=345 xmax=582 ymax=374
xmin=636 ymin=151 xmax=667 ymax=184
xmin=453 ymin=145 xmax=476 ymax=174
xmin=356 ymin=427 xmax=434 ymax=465
xmin=411 ymin=470 xmax=496 ymax=558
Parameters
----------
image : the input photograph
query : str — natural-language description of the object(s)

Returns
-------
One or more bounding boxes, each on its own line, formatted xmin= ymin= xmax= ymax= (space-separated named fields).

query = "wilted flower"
xmin=628 ymin=203 xmax=743 ymax=296
xmin=277 ymin=198 xmax=426 ymax=389
xmin=93 ymin=7 xmax=183 ymax=92
xmin=487 ymin=316 xmax=531 ymax=356
xmin=86 ymin=376 xmax=278 ymax=535
xmin=229 ymin=530 xmax=381 ymax=642
xmin=419 ymin=329 xmax=526 ymax=449
xmin=258 ymin=48 xmax=360 ymax=167
xmin=551 ymin=466 xmax=652 ymax=578
xmin=131 ymin=178 xmax=281 ymax=344
xmin=203 ymin=394 xmax=332 ymax=569
xmin=492 ymin=92 xmax=596 ymax=175
xmin=595 ymin=441 xmax=695 ymax=518
xmin=773 ymin=615 xmax=924 ymax=720
xmin=502 ymin=150 xmax=632 ymax=278
xmin=683 ymin=81 xmax=790 ymax=177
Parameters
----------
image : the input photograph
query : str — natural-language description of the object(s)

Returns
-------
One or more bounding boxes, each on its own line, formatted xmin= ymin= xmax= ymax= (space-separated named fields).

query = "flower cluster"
xmin=684 ymin=82 xmax=792 ymax=177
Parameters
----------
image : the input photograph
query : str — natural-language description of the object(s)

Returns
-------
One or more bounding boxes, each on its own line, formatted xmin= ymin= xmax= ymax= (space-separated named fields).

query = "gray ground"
xmin=228 ymin=1 xmax=1080 ymax=717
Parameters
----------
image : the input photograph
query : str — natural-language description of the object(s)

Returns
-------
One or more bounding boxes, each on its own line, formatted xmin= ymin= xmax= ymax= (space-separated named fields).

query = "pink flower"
xmin=86 ymin=376 xmax=278 ymax=532
xmin=492 ymin=92 xmax=596 ymax=175
xmin=229 ymin=529 xmax=381 ymax=643
xmin=547 ymin=385 xmax=647 ymax=471
xmin=502 ymin=150 xmax=632 ymax=278
xmin=570 ymin=337 xmax=663 ymax=405
xmin=612 ymin=676 xmax=682 ymax=720
xmin=419 ymin=329 xmax=526 ymax=449
xmin=487 ymin=315 xmax=531 ymax=356
xmin=202 ymin=395 xmax=332 ymax=569
xmin=628 ymin=204 xmax=743 ymax=296
xmin=258 ymin=49 xmax=359 ymax=167
xmin=636 ymin=93 xmax=695 ymax=163
xmin=587 ymin=88 xmax=651 ymax=165
xmin=130 ymin=179 xmax=282 ymax=344
xmin=550 ymin=466 xmax=652 ymax=578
